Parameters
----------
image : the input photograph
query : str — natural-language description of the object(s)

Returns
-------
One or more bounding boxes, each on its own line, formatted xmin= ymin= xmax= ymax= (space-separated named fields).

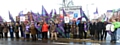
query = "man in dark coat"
xmin=89 ymin=21 xmax=96 ymax=40
xmin=0 ymin=24 xmax=3 ymax=38
xmin=96 ymin=19 xmax=104 ymax=41
xmin=78 ymin=21 xmax=84 ymax=39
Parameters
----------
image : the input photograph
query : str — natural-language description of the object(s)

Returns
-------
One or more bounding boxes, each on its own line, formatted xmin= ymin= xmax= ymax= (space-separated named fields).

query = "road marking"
xmin=52 ymin=42 xmax=101 ymax=45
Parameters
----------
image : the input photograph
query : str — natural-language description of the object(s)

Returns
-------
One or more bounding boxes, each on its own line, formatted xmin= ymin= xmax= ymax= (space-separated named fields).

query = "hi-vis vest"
xmin=106 ymin=24 xmax=114 ymax=32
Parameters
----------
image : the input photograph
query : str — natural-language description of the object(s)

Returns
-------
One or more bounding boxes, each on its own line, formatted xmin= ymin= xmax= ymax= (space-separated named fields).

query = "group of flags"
xmin=8 ymin=5 xmax=57 ymax=23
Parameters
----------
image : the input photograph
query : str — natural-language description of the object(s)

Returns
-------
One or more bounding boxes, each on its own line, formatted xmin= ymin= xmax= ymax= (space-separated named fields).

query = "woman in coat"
xmin=64 ymin=23 xmax=71 ymax=39
xmin=29 ymin=23 xmax=37 ymax=41
xmin=25 ymin=23 xmax=30 ymax=40
xmin=3 ymin=22 xmax=8 ymax=38
xmin=15 ymin=22 xmax=19 ymax=39
xmin=71 ymin=22 xmax=78 ymax=39
xmin=50 ymin=23 xmax=57 ymax=40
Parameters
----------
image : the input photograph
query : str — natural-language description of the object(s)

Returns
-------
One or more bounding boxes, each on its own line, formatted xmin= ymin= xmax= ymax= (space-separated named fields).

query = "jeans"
xmin=111 ymin=30 xmax=117 ymax=41
xmin=37 ymin=33 xmax=42 ymax=39
xmin=66 ymin=33 xmax=70 ymax=38
xmin=10 ymin=32 xmax=14 ymax=38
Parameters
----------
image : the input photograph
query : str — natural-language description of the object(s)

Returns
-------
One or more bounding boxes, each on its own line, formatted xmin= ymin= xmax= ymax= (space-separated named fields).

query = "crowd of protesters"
xmin=0 ymin=17 xmax=120 ymax=43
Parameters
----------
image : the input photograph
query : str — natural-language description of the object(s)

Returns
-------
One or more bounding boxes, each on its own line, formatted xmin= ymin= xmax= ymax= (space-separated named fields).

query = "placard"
xmin=64 ymin=16 xmax=69 ymax=23
xmin=20 ymin=16 xmax=25 ymax=21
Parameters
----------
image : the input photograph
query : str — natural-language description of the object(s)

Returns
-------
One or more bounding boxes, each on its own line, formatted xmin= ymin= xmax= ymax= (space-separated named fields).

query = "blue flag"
xmin=9 ymin=11 xmax=15 ymax=23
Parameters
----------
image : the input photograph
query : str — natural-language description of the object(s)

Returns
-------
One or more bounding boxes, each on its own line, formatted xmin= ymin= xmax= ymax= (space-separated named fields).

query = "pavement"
xmin=0 ymin=38 xmax=120 ymax=45
xmin=1 ymin=28 xmax=120 ymax=45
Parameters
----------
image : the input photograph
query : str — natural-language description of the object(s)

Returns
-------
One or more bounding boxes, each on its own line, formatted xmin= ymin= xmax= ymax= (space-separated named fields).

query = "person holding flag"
xmin=109 ymin=18 xmax=120 ymax=43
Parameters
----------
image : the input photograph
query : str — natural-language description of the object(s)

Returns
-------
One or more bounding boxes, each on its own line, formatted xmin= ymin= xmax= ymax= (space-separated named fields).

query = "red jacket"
xmin=42 ymin=24 xmax=49 ymax=32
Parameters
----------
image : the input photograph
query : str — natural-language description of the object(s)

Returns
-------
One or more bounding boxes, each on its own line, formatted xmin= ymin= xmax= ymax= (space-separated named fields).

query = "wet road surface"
xmin=0 ymin=38 xmax=119 ymax=45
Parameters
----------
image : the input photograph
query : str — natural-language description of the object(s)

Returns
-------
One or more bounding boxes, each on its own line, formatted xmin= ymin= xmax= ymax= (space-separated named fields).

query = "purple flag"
xmin=62 ymin=9 xmax=67 ymax=16
xmin=54 ymin=9 xmax=57 ymax=15
xmin=18 ymin=11 xmax=24 ymax=17
xmin=37 ymin=12 xmax=41 ymax=22
xmin=93 ymin=8 xmax=98 ymax=14
xmin=107 ymin=10 xmax=113 ymax=12
xmin=49 ymin=9 xmax=53 ymax=18
xmin=0 ymin=16 xmax=3 ymax=22
xmin=9 ymin=11 xmax=15 ymax=23
xmin=80 ymin=7 xmax=88 ymax=21
xmin=42 ymin=5 xmax=48 ymax=16
xmin=31 ymin=11 xmax=38 ymax=22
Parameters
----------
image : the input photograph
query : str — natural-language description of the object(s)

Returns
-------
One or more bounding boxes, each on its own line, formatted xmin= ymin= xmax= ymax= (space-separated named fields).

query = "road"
xmin=0 ymin=38 xmax=119 ymax=45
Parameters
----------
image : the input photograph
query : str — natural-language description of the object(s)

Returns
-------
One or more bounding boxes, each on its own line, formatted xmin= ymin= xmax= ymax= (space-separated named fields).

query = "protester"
xmin=29 ymin=23 xmax=37 ymax=41
xmin=3 ymin=22 xmax=8 ymax=38
xmin=89 ymin=20 xmax=96 ymax=40
xmin=36 ymin=22 xmax=42 ymax=40
xmin=19 ymin=22 xmax=24 ymax=37
xmin=42 ymin=21 xmax=49 ymax=40
xmin=96 ymin=19 xmax=104 ymax=41
xmin=50 ymin=23 xmax=57 ymax=40
xmin=110 ymin=19 xmax=120 ymax=43
xmin=15 ymin=22 xmax=19 ymax=39
xmin=83 ymin=21 xmax=88 ymax=39
xmin=72 ymin=22 xmax=78 ymax=39
xmin=102 ymin=21 xmax=108 ymax=40
xmin=25 ymin=23 xmax=30 ymax=40
xmin=0 ymin=24 xmax=3 ymax=38
xmin=78 ymin=21 xmax=84 ymax=39
xmin=8 ymin=22 xmax=14 ymax=38
xmin=64 ymin=23 xmax=71 ymax=39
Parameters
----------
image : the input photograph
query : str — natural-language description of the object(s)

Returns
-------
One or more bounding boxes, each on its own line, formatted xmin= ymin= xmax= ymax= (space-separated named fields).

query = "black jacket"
xmin=78 ymin=23 xmax=84 ymax=31
xmin=96 ymin=22 xmax=104 ymax=30
xmin=64 ymin=24 xmax=71 ymax=33
xmin=90 ymin=22 xmax=96 ymax=31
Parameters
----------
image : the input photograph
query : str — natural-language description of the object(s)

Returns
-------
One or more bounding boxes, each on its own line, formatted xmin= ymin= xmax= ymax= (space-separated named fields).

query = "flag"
xmin=54 ymin=9 xmax=57 ymax=16
xmin=106 ymin=10 xmax=114 ymax=19
xmin=9 ymin=11 xmax=15 ymax=23
xmin=62 ymin=9 xmax=67 ymax=16
xmin=18 ymin=11 xmax=24 ymax=16
xmin=80 ymin=7 xmax=88 ymax=21
xmin=0 ymin=16 xmax=3 ymax=23
xmin=49 ymin=9 xmax=53 ymax=18
xmin=93 ymin=8 xmax=98 ymax=14
xmin=42 ymin=5 xmax=48 ymax=16
xmin=37 ymin=12 xmax=41 ymax=21
xmin=31 ymin=11 xmax=38 ymax=22
xmin=93 ymin=8 xmax=99 ymax=19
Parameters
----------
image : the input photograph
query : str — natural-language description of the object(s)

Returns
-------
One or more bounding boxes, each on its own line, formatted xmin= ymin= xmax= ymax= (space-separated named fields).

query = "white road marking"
xmin=52 ymin=42 xmax=101 ymax=45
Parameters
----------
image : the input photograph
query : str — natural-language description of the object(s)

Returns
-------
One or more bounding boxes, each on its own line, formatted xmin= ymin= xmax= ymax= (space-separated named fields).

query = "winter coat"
xmin=29 ymin=27 xmax=37 ymax=35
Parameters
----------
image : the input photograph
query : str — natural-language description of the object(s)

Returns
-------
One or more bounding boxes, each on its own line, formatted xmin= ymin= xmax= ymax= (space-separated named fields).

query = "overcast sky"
xmin=0 ymin=0 xmax=119 ymax=21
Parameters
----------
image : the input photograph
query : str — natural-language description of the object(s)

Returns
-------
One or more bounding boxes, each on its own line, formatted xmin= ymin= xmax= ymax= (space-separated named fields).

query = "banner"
xmin=59 ymin=6 xmax=81 ymax=20
xmin=64 ymin=16 xmax=69 ymax=23
xmin=20 ymin=16 xmax=25 ymax=21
